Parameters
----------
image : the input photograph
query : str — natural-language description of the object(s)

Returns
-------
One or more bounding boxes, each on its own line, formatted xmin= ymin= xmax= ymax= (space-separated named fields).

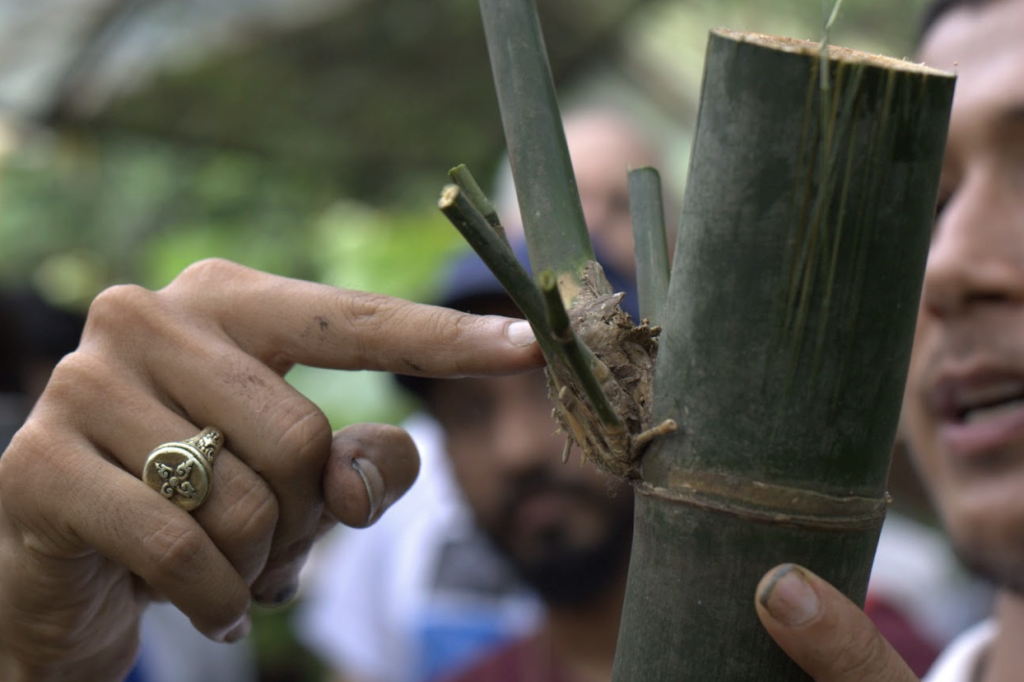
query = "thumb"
xmin=756 ymin=563 xmax=920 ymax=682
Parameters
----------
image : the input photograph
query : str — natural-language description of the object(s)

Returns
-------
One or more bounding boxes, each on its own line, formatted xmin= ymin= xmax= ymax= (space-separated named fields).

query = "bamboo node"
xmin=548 ymin=261 xmax=669 ymax=480
xmin=637 ymin=471 xmax=889 ymax=531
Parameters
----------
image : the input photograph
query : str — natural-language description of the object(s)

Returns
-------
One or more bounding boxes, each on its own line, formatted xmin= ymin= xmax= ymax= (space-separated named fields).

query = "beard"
xmin=952 ymin=535 xmax=1023 ymax=595
xmin=485 ymin=469 xmax=635 ymax=607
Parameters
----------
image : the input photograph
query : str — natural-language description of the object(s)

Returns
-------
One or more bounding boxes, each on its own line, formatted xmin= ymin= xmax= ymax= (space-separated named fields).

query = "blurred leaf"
xmin=310 ymin=199 xmax=466 ymax=301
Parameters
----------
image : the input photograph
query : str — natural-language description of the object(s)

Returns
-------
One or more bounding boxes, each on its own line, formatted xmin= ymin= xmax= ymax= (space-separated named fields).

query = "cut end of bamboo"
xmin=711 ymin=28 xmax=954 ymax=78
xmin=537 ymin=269 xmax=558 ymax=292
xmin=438 ymin=184 xmax=460 ymax=209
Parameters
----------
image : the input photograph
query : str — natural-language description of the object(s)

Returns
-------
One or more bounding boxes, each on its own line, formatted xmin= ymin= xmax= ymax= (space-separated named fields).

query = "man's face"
xmin=907 ymin=0 xmax=1024 ymax=590
xmin=568 ymin=114 xmax=659 ymax=280
xmin=428 ymin=359 xmax=634 ymax=605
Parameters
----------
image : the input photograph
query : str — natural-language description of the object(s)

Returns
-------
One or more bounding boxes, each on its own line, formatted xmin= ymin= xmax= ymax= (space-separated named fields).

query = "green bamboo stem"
xmin=628 ymin=167 xmax=671 ymax=325
xmin=448 ymin=164 xmax=508 ymax=244
xmin=537 ymin=269 xmax=625 ymax=430
xmin=438 ymin=185 xmax=554 ymax=354
xmin=611 ymin=30 xmax=954 ymax=681
xmin=538 ymin=270 xmax=572 ymax=341
xmin=477 ymin=0 xmax=594 ymax=301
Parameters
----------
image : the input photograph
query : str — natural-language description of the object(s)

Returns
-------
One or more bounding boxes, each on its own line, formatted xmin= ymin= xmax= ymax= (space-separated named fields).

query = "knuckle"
xmin=142 ymin=520 xmax=208 ymax=581
xmin=435 ymin=308 xmax=470 ymax=344
xmin=1 ymin=420 xmax=77 ymax=505
xmin=337 ymin=291 xmax=394 ymax=367
xmin=83 ymin=285 xmax=181 ymax=359
xmin=339 ymin=291 xmax=448 ymax=369
xmin=266 ymin=399 xmax=332 ymax=473
xmin=224 ymin=474 xmax=280 ymax=545
xmin=170 ymin=258 xmax=246 ymax=291
xmin=42 ymin=351 xmax=120 ymax=412
xmin=344 ymin=290 xmax=394 ymax=327
xmin=419 ymin=309 xmax=482 ymax=376
xmin=0 ymin=425 xmax=91 ymax=551
xmin=446 ymin=312 xmax=482 ymax=374
xmin=86 ymin=284 xmax=158 ymax=333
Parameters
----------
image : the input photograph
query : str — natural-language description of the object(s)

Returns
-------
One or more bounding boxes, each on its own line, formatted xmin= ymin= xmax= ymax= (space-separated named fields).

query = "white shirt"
xmin=924 ymin=620 xmax=996 ymax=682
xmin=869 ymin=512 xmax=992 ymax=649
xmin=138 ymin=602 xmax=255 ymax=682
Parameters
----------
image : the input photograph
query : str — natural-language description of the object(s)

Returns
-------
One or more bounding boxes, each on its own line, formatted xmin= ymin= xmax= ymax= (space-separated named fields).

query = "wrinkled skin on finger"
xmin=0 ymin=259 xmax=541 ymax=681
xmin=757 ymin=564 xmax=920 ymax=682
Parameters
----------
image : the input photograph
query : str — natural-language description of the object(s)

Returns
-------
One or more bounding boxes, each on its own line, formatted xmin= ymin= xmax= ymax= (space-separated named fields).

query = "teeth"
xmin=963 ymin=397 xmax=1024 ymax=423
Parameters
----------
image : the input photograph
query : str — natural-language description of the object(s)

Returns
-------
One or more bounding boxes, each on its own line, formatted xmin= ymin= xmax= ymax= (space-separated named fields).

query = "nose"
xmin=922 ymin=167 xmax=1024 ymax=319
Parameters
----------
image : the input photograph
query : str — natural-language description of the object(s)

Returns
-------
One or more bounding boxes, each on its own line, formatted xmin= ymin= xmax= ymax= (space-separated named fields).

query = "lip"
xmin=930 ymin=367 xmax=1024 ymax=458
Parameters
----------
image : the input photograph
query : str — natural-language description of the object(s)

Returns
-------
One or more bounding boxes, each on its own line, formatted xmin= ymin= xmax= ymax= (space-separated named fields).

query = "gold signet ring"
xmin=142 ymin=427 xmax=224 ymax=512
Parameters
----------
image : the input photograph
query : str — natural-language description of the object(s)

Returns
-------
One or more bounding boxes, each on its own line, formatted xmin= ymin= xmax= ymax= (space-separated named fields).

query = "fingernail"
xmin=352 ymin=457 xmax=385 ymax=524
xmin=758 ymin=564 xmax=820 ymax=626
xmin=221 ymin=613 xmax=252 ymax=643
xmin=507 ymin=320 xmax=536 ymax=347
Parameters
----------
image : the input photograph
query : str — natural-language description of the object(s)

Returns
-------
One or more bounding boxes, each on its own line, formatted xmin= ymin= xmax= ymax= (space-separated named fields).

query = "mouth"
xmin=931 ymin=372 xmax=1024 ymax=457
xmin=940 ymin=377 xmax=1024 ymax=423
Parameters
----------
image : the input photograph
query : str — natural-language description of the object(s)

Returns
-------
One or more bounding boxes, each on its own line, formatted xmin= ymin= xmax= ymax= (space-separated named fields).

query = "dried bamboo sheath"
xmin=611 ymin=31 xmax=954 ymax=681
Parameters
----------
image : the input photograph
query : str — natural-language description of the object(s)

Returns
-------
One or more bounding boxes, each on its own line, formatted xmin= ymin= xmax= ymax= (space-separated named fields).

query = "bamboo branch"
xmin=448 ymin=164 xmax=509 ymax=245
xmin=628 ymin=167 xmax=671 ymax=325
xmin=477 ymin=0 xmax=594 ymax=300
xmin=537 ymin=269 xmax=624 ymax=430
xmin=437 ymin=185 xmax=550 ymax=338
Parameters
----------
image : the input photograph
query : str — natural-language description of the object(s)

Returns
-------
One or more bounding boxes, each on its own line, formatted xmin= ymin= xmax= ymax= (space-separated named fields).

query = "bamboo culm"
xmin=611 ymin=30 xmax=954 ymax=681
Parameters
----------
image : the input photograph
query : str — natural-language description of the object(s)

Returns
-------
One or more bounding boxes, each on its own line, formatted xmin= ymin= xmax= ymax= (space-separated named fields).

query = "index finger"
xmin=756 ymin=564 xmax=919 ymax=682
xmin=162 ymin=259 xmax=543 ymax=377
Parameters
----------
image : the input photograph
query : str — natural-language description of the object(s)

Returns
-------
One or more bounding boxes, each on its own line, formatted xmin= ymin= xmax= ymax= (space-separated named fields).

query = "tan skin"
xmin=0 ymin=258 xmax=542 ymax=682
xmin=758 ymin=1 xmax=1024 ymax=681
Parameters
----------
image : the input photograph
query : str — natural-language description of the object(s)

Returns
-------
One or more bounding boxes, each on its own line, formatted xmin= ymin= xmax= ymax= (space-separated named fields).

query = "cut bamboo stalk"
xmin=438 ymin=185 xmax=551 ymax=348
xmin=448 ymin=164 xmax=509 ymax=245
xmin=610 ymin=30 xmax=954 ymax=681
xmin=439 ymin=184 xmax=628 ymax=451
xmin=628 ymin=167 xmax=671 ymax=325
